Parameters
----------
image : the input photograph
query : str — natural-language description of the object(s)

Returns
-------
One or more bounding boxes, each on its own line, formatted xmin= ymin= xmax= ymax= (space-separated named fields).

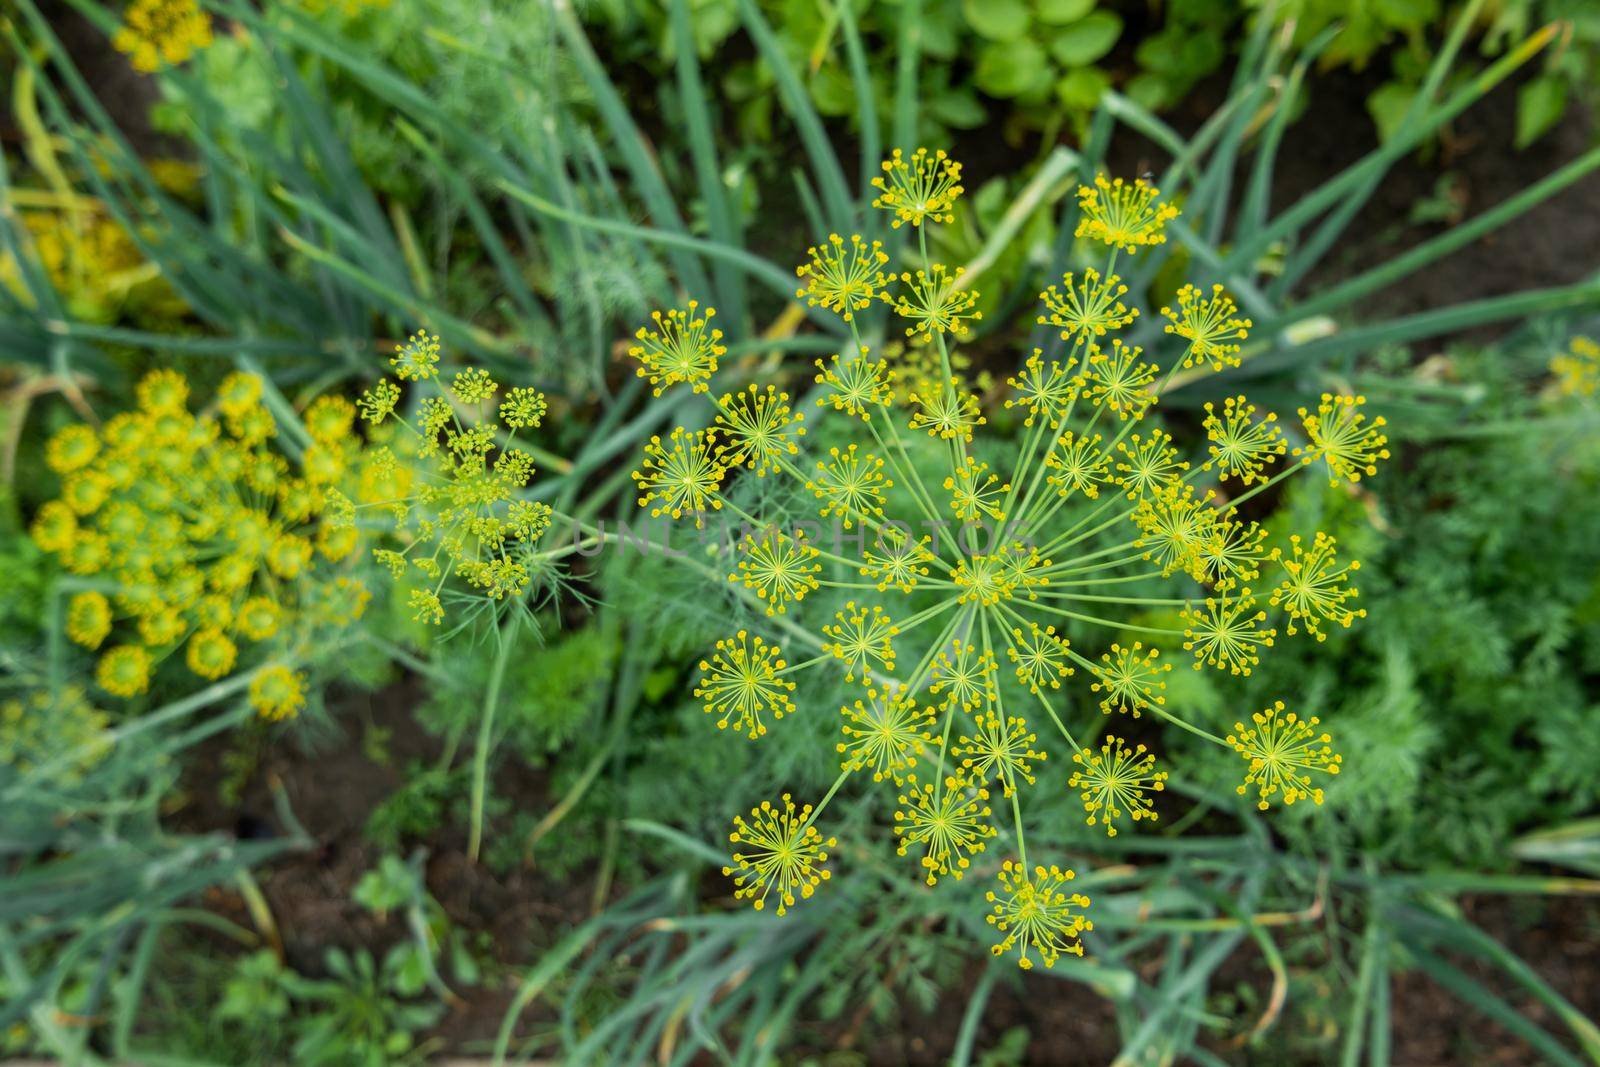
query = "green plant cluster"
xmin=2 ymin=0 xmax=1599 ymax=1063
xmin=583 ymin=0 xmax=1600 ymax=148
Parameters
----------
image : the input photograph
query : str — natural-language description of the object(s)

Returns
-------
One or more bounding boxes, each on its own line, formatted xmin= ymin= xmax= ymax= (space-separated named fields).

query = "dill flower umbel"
xmin=987 ymin=861 xmax=1092 ymax=970
xmin=1 ymin=688 xmax=111 ymax=779
xmin=838 ymin=691 xmax=937 ymax=781
xmin=893 ymin=772 xmax=995 ymax=885
xmin=724 ymin=794 xmax=836 ymax=915
xmin=629 ymin=155 xmax=1384 ymax=943
xmin=1160 ymin=284 xmax=1252 ymax=370
xmin=1552 ymin=336 xmax=1600 ymax=397
xmin=1068 ymin=736 xmax=1167 ymax=835
xmin=1296 ymin=393 xmax=1390 ymax=485
xmin=889 ymin=264 xmax=982 ymax=341
xmin=345 ymin=333 xmax=567 ymax=624
xmin=113 ymin=0 xmax=214 ymax=72
xmin=250 ymin=665 xmax=307 ymax=722
xmin=695 ymin=630 xmax=796 ymax=738
xmin=796 ymin=233 xmax=889 ymax=320
xmin=32 ymin=370 xmax=363 ymax=700
xmin=1075 ymin=175 xmax=1179 ymax=252
xmin=871 ymin=148 xmax=964 ymax=228
xmin=629 ymin=302 xmax=724 ymax=395
xmin=1228 ymin=701 xmax=1341 ymax=809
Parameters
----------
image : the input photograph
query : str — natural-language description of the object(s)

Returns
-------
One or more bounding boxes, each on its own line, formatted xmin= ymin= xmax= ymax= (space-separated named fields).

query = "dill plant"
xmin=28 ymin=368 xmax=371 ymax=719
xmin=628 ymin=151 xmax=1390 ymax=966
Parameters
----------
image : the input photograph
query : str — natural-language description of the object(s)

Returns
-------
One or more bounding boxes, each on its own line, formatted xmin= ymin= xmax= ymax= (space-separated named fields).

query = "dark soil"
xmin=171 ymin=681 xmax=593 ymax=1051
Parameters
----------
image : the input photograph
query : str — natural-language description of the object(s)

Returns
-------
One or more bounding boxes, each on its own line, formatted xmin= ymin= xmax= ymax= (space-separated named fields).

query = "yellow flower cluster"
xmin=113 ymin=0 xmax=214 ymax=72
xmin=1552 ymin=336 xmax=1600 ymax=398
xmin=637 ymin=154 xmax=1386 ymax=965
xmin=336 ymin=332 xmax=557 ymax=625
xmin=32 ymin=370 xmax=368 ymax=718
xmin=0 ymin=688 xmax=111 ymax=780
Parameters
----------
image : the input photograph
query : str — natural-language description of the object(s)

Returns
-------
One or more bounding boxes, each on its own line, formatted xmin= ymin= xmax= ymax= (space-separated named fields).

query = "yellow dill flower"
xmin=1037 ymin=269 xmax=1138 ymax=345
xmin=266 ymin=533 xmax=313 ymax=579
xmin=1160 ymin=284 xmax=1252 ymax=370
xmin=1084 ymin=340 xmax=1157 ymax=420
xmin=1090 ymin=642 xmax=1170 ymax=716
xmin=1006 ymin=624 xmax=1073 ymax=694
xmin=34 ymin=369 xmax=350 ymax=694
xmin=97 ymin=645 xmax=151 ymax=697
xmin=724 ymin=794 xmax=835 ymax=914
xmin=986 ymin=860 xmax=1091 ymax=970
xmin=358 ymin=379 xmax=402 ymax=424
xmin=871 ymin=147 xmax=964 ymax=228
xmin=30 ymin=502 xmax=78 ymax=554
xmin=1044 ymin=431 xmax=1111 ymax=500
xmin=46 ymin=425 xmax=100 ymax=474
xmin=945 ymin=459 xmax=1008 ymax=523
xmin=1269 ymin=532 xmax=1365 ymax=640
xmin=137 ymin=369 xmax=190 ymax=415
xmin=500 ymin=386 xmax=548 ymax=429
xmin=838 ymin=691 xmax=936 ymax=781
xmin=235 ymin=596 xmax=281 ymax=641
xmin=695 ymin=630 xmax=796 ymax=738
xmin=893 ymin=772 xmax=995 ymax=884
xmin=1182 ymin=591 xmax=1274 ymax=674
xmin=992 ymin=542 xmax=1052 ymax=602
xmin=889 ymin=265 xmax=982 ymax=341
xmin=954 ymin=711 xmax=1045 ymax=795
xmin=218 ymin=372 xmax=262 ymax=421
xmin=1228 ymin=701 xmax=1341 ymax=809
xmin=730 ymin=529 xmax=821 ymax=615
xmin=1068 ymin=736 xmax=1167 ymax=836
xmin=929 ymin=640 xmax=998 ymax=710
xmin=951 ymin=551 xmax=1018 ymax=608
xmin=632 ymin=427 xmax=726 ymax=527
xmin=1203 ymin=396 xmax=1285 ymax=485
xmin=408 ymin=588 xmax=445 ymax=625
xmin=450 ymin=367 xmax=498 ymax=405
xmin=0 ymin=689 xmax=111 ymax=778
xmin=1114 ymin=429 xmax=1187 ymax=500
xmin=630 ymin=301 xmax=724 ymax=395
xmin=859 ymin=530 xmax=933 ymax=593
xmin=1006 ymin=350 xmax=1082 ymax=427
xmin=250 ymin=665 xmax=306 ymax=722
xmin=1075 ymin=174 xmax=1179 ymax=252
xmin=304 ymin=395 xmax=356 ymax=446
xmin=1132 ymin=483 xmax=1217 ymax=578
xmin=796 ymin=233 xmax=889 ymax=320
xmin=391 ymin=330 xmax=442 ymax=381
xmin=66 ymin=591 xmax=113 ymax=649
xmin=909 ymin=377 xmax=986 ymax=443
xmin=186 ymin=628 xmax=238 ymax=680
xmin=714 ymin=384 xmax=803 ymax=475
xmin=1196 ymin=514 xmax=1270 ymax=591
xmin=814 ymin=346 xmax=892 ymax=418
xmin=807 ymin=444 xmax=890 ymax=527
xmin=820 ymin=602 xmax=898 ymax=683
xmin=1296 ymin=393 xmax=1390 ymax=485
xmin=113 ymin=0 xmax=213 ymax=72
xmin=1552 ymin=336 xmax=1600 ymax=397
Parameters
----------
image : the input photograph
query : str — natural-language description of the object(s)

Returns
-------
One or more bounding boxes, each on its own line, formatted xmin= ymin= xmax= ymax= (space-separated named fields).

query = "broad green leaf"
xmin=963 ymin=0 xmax=1030 ymax=40
xmin=975 ymin=38 xmax=1048 ymax=98
xmin=931 ymin=87 xmax=989 ymax=128
xmin=1036 ymin=0 xmax=1096 ymax=25
xmin=1374 ymin=0 xmax=1439 ymax=30
xmin=1366 ymin=81 xmax=1418 ymax=143
xmin=1048 ymin=11 xmax=1122 ymax=67
xmin=1516 ymin=74 xmax=1568 ymax=148
xmin=1055 ymin=66 xmax=1110 ymax=110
